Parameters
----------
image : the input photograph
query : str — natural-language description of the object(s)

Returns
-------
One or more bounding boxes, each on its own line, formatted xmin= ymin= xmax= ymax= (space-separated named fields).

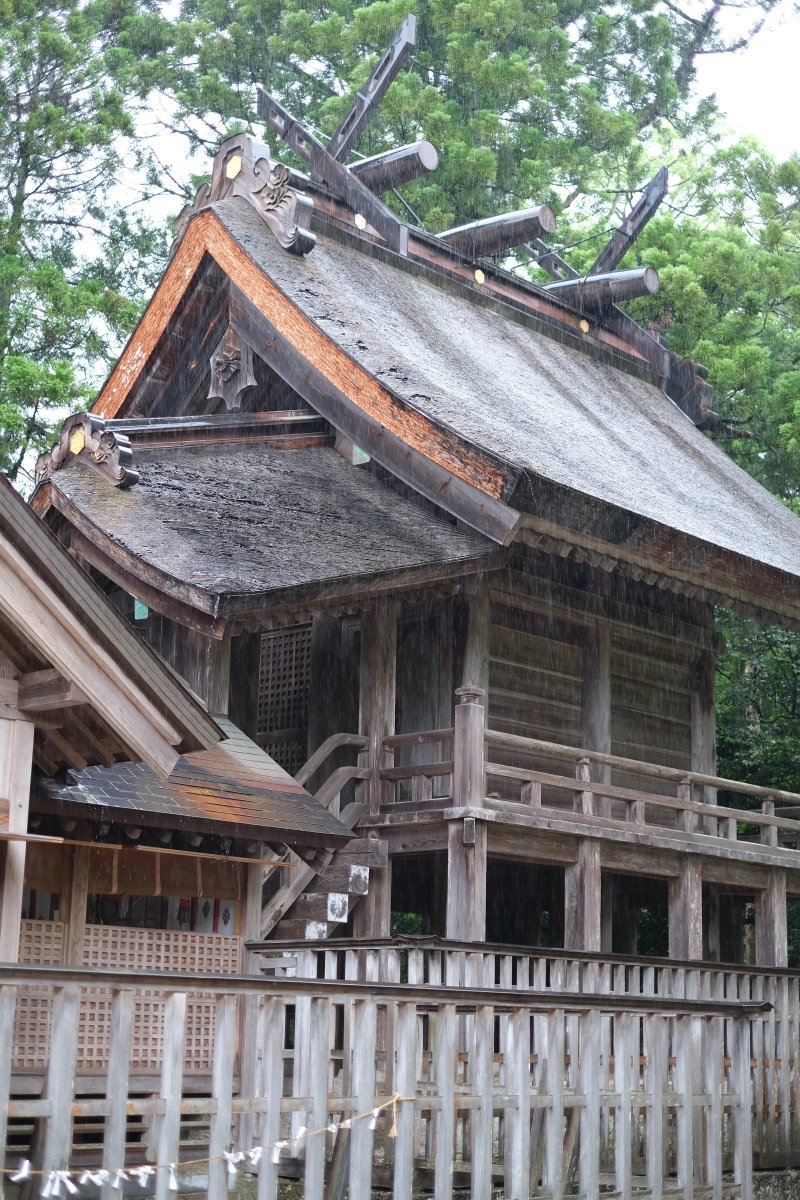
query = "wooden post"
xmin=446 ymin=685 xmax=486 ymax=941
xmin=257 ymin=996 xmax=284 ymax=1200
xmin=0 ymin=716 xmax=34 ymax=962
xmin=359 ymin=598 xmax=396 ymax=816
xmin=393 ymin=1001 xmax=418 ymax=1200
xmin=564 ymin=840 xmax=601 ymax=953
xmin=669 ymin=859 xmax=703 ymax=961
xmin=582 ymin=619 xmax=611 ymax=816
xmin=65 ymin=846 xmax=89 ymax=966
xmin=155 ymin=993 xmax=187 ymax=1200
xmin=41 ymin=985 xmax=81 ymax=1174
xmin=756 ymin=869 xmax=787 ymax=968
xmin=238 ymin=857 xmax=264 ymax=1150
xmin=208 ymin=994 xmax=237 ymax=1200
xmin=601 ymin=873 xmax=613 ymax=954
xmin=101 ymin=990 xmax=134 ymax=1200
xmin=460 ymin=579 xmax=490 ymax=697
xmin=349 ymin=997 xmax=377 ymax=1200
xmin=0 ymin=985 xmax=16 ymax=1200
xmin=690 ymin=651 xmax=716 ymax=831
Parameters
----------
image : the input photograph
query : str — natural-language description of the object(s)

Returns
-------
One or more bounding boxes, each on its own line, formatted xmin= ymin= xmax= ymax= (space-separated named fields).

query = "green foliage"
xmin=130 ymin=0 xmax=775 ymax=228
xmin=0 ymin=0 xmax=169 ymax=482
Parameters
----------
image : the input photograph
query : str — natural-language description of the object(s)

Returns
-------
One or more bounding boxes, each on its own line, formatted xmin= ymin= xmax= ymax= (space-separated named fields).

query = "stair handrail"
xmin=294 ymin=732 xmax=369 ymax=786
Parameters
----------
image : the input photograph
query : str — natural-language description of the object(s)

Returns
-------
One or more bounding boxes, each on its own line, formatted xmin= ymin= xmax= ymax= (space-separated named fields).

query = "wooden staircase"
xmin=271 ymin=836 xmax=387 ymax=938
xmin=258 ymin=734 xmax=387 ymax=940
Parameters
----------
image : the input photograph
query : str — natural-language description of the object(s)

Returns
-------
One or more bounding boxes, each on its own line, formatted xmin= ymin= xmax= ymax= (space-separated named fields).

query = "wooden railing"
xmin=374 ymin=714 xmax=800 ymax=852
xmin=0 ymin=959 xmax=765 ymax=1200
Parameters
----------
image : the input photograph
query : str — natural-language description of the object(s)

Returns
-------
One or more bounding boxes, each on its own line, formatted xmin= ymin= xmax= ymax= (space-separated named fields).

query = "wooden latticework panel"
xmin=257 ymin=625 xmax=312 ymax=775
xmin=14 ymin=921 xmax=66 ymax=1071
xmin=13 ymin=924 xmax=240 ymax=1073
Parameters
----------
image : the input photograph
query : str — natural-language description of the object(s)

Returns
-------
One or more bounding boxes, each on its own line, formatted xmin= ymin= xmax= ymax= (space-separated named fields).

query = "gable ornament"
xmin=172 ymin=135 xmax=316 ymax=258
xmin=208 ymin=326 xmax=257 ymax=411
xmin=36 ymin=413 xmax=139 ymax=489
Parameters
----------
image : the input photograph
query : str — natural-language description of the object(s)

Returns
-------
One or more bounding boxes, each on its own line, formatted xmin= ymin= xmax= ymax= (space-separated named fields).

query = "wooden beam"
xmin=17 ymin=669 xmax=88 ymax=712
xmin=0 ymin=527 xmax=182 ymax=775
xmin=669 ymin=858 xmax=702 ymax=960
xmin=0 ymin=716 xmax=34 ymax=962
xmin=564 ymin=838 xmax=601 ymax=952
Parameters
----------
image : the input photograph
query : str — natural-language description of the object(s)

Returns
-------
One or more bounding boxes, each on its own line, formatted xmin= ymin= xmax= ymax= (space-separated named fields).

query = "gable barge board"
xmin=226 ymin=285 xmax=522 ymax=545
xmin=93 ymin=211 xmax=521 ymax=520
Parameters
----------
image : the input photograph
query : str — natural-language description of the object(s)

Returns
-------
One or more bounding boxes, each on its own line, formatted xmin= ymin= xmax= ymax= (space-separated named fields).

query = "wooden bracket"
xmin=207 ymin=325 xmax=257 ymax=410
xmin=35 ymin=413 xmax=138 ymax=489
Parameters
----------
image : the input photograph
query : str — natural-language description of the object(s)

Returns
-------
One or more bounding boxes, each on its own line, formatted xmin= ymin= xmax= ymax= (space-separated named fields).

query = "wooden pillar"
xmin=0 ymin=716 xmax=34 ymax=962
xmin=238 ymin=857 xmax=265 ymax=1150
xmin=756 ymin=870 xmax=787 ymax=968
xmin=65 ymin=846 xmax=89 ymax=966
xmin=358 ymin=598 xmax=396 ymax=816
xmin=564 ymin=839 xmax=601 ymax=953
xmin=582 ymin=620 xmax=611 ymax=815
xmin=704 ymin=884 xmax=721 ymax=963
xmin=446 ymin=685 xmax=486 ymax=941
xmin=460 ymin=579 xmax=489 ymax=697
xmin=690 ymin=651 xmax=716 ymax=828
xmin=601 ymin=873 xmax=613 ymax=954
xmin=669 ymin=858 xmax=703 ymax=961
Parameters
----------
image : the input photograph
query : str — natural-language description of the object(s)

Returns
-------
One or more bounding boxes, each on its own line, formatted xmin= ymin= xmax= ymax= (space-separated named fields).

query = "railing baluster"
xmin=256 ymin=996 xmax=284 ymax=1200
xmin=207 ymin=994 xmax=237 ymax=1200
xmin=578 ymin=1007 xmax=600 ymax=1200
xmin=434 ymin=1002 xmax=457 ymax=1200
xmin=393 ymin=1000 xmax=418 ymax=1200
xmin=155 ymin=992 xmax=187 ymax=1200
xmin=100 ymin=989 xmax=134 ymax=1200
xmin=0 ymin=985 xmax=17 ymax=1200
xmin=41 ymin=985 xmax=81 ymax=1179
xmin=544 ymin=1009 xmax=564 ymax=1200
xmin=349 ymin=997 xmax=377 ymax=1200
xmin=304 ymin=996 xmax=331 ymax=1200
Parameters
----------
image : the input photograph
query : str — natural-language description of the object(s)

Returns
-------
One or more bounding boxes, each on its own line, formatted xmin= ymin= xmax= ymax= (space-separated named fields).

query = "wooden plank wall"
xmin=487 ymin=562 xmax=697 ymax=805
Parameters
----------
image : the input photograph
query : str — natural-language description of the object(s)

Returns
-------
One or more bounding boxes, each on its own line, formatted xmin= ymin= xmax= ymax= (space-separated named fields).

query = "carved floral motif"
xmin=35 ymin=415 xmax=139 ymax=489
xmin=208 ymin=326 xmax=257 ymax=411
xmin=171 ymin=137 xmax=315 ymax=258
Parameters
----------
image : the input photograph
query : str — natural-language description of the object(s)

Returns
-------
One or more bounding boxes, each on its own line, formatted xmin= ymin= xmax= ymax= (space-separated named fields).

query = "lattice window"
xmin=13 ymin=924 xmax=240 ymax=1074
xmin=257 ymin=625 xmax=312 ymax=774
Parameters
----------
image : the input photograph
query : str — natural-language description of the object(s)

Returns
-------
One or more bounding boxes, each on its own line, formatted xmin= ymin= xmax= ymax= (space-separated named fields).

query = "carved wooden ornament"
xmin=207 ymin=326 xmax=257 ymax=411
xmin=173 ymin=135 xmax=316 ymax=257
xmin=36 ymin=413 xmax=139 ymax=488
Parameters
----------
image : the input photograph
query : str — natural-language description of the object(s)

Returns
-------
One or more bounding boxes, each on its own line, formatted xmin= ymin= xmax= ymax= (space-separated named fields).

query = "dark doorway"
xmin=607 ymin=874 xmax=669 ymax=957
xmin=486 ymin=859 xmax=564 ymax=948
xmin=390 ymin=853 xmax=447 ymax=936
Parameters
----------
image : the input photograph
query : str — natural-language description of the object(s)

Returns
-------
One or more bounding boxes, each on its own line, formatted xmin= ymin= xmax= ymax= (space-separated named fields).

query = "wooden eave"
xmin=33 ymin=478 xmax=507 ymax=637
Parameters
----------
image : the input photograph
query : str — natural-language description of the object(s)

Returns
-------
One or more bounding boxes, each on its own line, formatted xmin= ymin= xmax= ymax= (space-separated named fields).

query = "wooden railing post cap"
xmin=456 ymin=684 xmax=485 ymax=705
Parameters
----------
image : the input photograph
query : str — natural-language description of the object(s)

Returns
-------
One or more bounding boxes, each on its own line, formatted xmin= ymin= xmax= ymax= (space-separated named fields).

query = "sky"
xmin=693 ymin=1 xmax=800 ymax=161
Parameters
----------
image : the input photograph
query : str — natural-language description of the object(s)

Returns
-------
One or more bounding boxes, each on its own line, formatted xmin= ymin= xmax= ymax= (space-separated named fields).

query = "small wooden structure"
xmin=12 ymin=18 xmax=800 ymax=1195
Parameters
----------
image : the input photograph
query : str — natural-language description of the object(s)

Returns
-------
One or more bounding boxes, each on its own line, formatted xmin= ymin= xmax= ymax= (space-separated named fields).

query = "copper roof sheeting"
xmin=40 ymin=720 xmax=353 ymax=848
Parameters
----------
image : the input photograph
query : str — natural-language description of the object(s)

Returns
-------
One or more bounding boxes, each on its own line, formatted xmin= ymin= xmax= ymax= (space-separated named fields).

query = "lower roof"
xmin=39 ymin=719 xmax=353 ymax=848
xmin=39 ymin=442 xmax=497 ymax=618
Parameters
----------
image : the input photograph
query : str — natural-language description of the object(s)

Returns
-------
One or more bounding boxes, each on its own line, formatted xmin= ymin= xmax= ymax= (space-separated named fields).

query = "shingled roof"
xmin=30 ymin=188 xmax=800 ymax=627
xmin=39 ymin=719 xmax=353 ymax=848
xmin=41 ymin=443 xmax=497 ymax=621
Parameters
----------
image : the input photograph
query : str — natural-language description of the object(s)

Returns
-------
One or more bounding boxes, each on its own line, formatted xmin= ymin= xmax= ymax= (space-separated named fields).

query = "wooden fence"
xmin=0 ymin=957 xmax=768 ymax=1200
